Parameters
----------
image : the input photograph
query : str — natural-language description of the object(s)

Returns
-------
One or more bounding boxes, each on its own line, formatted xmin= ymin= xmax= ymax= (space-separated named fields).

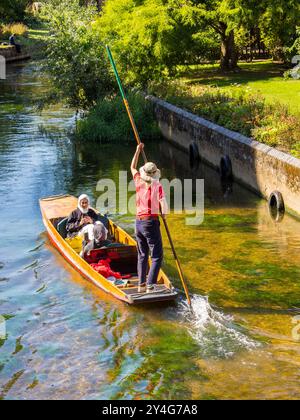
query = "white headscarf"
xmin=78 ymin=194 xmax=90 ymax=214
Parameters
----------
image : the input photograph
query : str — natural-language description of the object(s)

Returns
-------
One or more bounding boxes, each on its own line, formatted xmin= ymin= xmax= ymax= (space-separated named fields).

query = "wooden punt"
xmin=39 ymin=194 xmax=178 ymax=305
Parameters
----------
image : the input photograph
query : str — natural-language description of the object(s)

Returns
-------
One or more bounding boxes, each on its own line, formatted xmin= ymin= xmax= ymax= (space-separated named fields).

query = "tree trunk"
xmin=79 ymin=0 xmax=104 ymax=9
xmin=96 ymin=0 xmax=104 ymax=12
xmin=272 ymin=44 xmax=286 ymax=63
xmin=220 ymin=29 xmax=239 ymax=71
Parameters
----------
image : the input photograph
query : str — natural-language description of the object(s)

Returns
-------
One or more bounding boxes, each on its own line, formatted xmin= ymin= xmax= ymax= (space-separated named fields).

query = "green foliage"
xmin=160 ymin=0 xmax=262 ymax=69
xmin=293 ymin=27 xmax=300 ymax=55
xmin=43 ymin=0 xmax=115 ymax=109
xmin=259 ymin=0 xmax=300 ymax=61
xmin=95 ymin=0 xmax=300 ymax=80
xmin=95 ymin=0 xmax=219 ymax=86
xmin=176 ymin=0 xmax=257 ymax=31
xmin=283 ymin=27 xmax=300 ymax=79
xmin=149 ymin=80 xmax=300 ymax=157
xmin=0 ymin=22 xmax=28 ymax=40
xmin=76 ymin=93 xmax=160 ymax=143
xmin=0 ymin=0 xmax=28 ymax=22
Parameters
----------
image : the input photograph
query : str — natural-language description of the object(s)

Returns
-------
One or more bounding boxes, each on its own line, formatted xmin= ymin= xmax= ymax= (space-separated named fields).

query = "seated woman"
xmin=66 ymin=194 xmax=108 ymax=241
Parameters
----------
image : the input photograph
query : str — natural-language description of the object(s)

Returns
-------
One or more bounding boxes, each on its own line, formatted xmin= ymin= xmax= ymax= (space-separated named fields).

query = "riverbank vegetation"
xmin=3 ymin=0 xmax=299 ymax=155
xmin=0 ymin=22 xmax=28 ymax=38
xmin=149 ymin=79 xmax=300 ymax=157
xmin=0 ymin=0 xmax=28 ymax=23
xmin=0 ymin=23 xmax=50 ymax=59
xmin=148 ymin=59 xmax=300 ymax=156
xmin=42 ymin=0 xmax=114 ymax=109
xmin=0 ymin=1 xmax=50 ymax=58
xmin=95 ymin=0 xmax=300 ymax=82
xmin=76 ymin=93 xmax=160 ymax=143
xmin=39 ymin=0 xmax=300 ymax=155
xmin=178 ymin=61 xmax=300 ymax=116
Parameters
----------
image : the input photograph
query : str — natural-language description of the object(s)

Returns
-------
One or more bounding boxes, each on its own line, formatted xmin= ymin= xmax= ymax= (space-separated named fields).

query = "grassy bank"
xmin=20 ymin=25 xmax=49 ymax=59
xmin=178 ymin=60 xmax=300 ymax=116
xmin=0 ymin=21 xmax=49 ymax=59
xmin=149 ymin=60 xmax=300 ymax=158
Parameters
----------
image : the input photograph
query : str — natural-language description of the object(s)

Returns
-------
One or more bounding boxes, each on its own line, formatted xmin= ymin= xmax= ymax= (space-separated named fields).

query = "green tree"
xmin=43 ymin=0 xmax=114 ymax=109
xmin=97 ymin=0 xmax=267 ymax=78
xmin=95 ymin=0 xmax=219 ymax=85
xmin=259 ymin=0 xmax=300 ymax=62
xmin=177 ymin=0 xmax=266 ymax=71
xmin=293 ymin=27 xmax=300 ymax=55
xmin=0 ymin=0 xmax=28 ymax=22
xmin=79 ymin=0 xmax=104 ymax=9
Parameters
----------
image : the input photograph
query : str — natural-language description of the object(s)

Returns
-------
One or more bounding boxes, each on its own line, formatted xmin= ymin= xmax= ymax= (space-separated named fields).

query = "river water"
xmin=0 ymin=62 xmax=299 ymax=400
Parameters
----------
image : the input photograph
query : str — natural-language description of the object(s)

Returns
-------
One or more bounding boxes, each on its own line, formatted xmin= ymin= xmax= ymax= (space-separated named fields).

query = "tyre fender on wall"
xmin=189 ymin=142 xmax=200 ymax=170
xmin=268 ymin=191 xmax=285 ymax=213
xmin=220 ymin=155 xmax=233 ymax=180
xmin=268 ymin=191 xmax=285 ymax=221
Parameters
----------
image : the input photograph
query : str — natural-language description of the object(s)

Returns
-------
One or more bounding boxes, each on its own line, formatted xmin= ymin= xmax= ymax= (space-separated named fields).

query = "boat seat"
xmin=86 ymin=245 xmax=138 ymax=275
xmin=86 ymin=245 xmax=137 ymax=261
xmin=57 ymin=217 xmax=68 ymax=239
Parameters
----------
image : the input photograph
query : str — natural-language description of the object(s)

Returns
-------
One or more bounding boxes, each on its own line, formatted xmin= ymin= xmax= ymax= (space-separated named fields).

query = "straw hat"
xmin=139 ymin=162 xmax=161 ymax=183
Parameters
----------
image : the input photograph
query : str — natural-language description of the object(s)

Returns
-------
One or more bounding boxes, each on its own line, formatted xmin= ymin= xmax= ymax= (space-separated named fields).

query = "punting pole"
xmin=106 ymin=45 xmax=192 ymax=308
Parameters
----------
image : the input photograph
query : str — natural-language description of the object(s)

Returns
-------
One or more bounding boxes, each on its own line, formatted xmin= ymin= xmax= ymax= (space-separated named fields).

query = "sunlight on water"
xmin=180 ymin=295 xmax=259 ymax=358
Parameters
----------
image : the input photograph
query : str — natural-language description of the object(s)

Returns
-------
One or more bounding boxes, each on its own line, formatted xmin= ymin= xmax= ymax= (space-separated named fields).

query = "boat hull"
xmin=40 ymin=195 xmax=178 ymax=305
xmin=42 ymin=215 xmax=131 ymax=303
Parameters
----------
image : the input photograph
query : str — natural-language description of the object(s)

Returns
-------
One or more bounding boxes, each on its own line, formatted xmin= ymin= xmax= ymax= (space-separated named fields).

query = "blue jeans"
xmin=135 ymin=219 xmax=163 ymax=286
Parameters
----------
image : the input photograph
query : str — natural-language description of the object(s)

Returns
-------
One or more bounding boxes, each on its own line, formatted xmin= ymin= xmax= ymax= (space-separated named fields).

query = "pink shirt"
xmin=134 ymin=173 xmax=165 ymax=217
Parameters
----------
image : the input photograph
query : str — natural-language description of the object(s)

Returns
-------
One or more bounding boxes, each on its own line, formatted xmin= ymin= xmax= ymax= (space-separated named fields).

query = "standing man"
xmin=131 ymin=143 xmax=168 ymax=293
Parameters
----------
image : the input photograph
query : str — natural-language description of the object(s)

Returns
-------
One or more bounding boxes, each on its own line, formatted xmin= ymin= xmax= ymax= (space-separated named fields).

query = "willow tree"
xmin=95 ymin=0 xmax=219 ymax=85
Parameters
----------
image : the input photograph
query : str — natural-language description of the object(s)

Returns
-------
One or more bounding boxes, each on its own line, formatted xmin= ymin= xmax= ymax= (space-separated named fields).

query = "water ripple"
xmin=180 ymin=295 xmax=260 ymax=358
